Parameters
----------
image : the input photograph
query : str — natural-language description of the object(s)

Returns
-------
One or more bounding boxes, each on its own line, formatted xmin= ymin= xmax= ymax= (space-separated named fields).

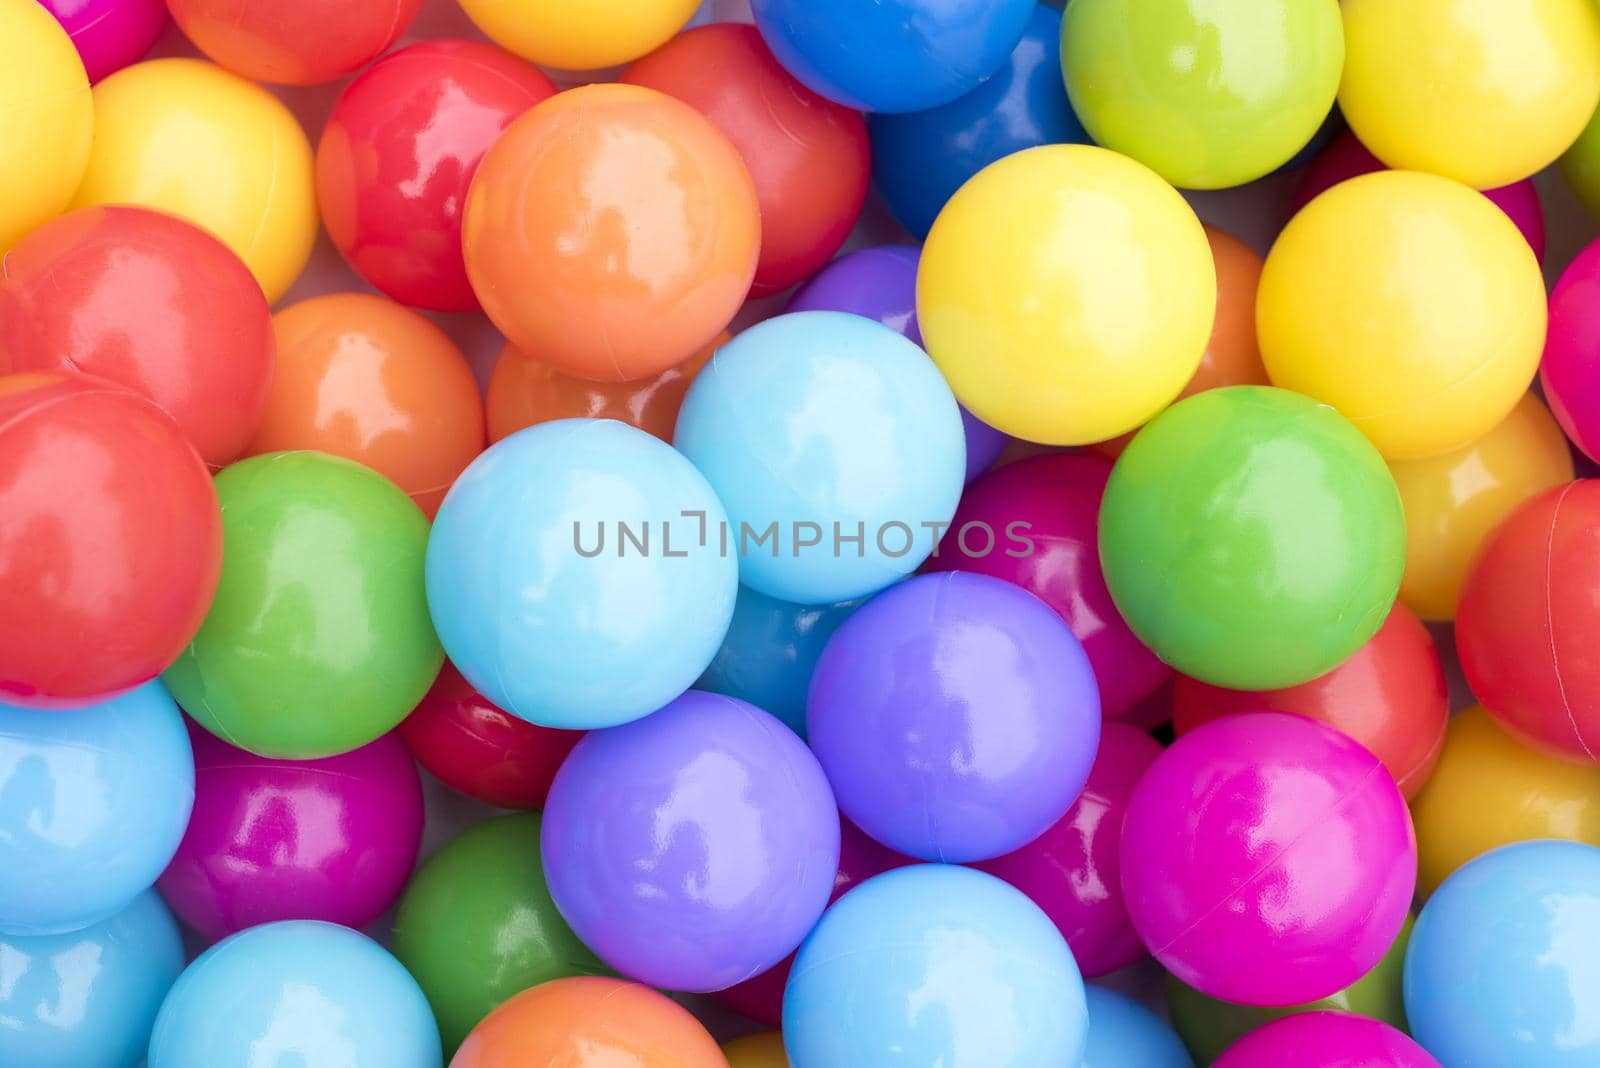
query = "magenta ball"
xmin=1543 ymin=236 xmax=1600 ymax=463
xmin=1216 ymin=1012 xmax=1441 ymax=1068
xmin=808 ymin=571 xmax=1102 ymax=863
xmin=39 ymin=0 xmax=167 ymax=82
xmin=975 ymin=722 xmax=1162 ymax=978
xmin=541 ymin=691 xmax=840 ymax=993
xmin=157 ymin=723 xmax=423 ymax=943
xmin=1120 ymin=712 xmax=1416 ymax=1007
xmin=925 ymin=453 xmax=1170 ymax=720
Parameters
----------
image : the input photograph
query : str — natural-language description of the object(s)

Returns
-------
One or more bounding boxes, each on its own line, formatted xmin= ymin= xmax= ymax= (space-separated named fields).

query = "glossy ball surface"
xmin=38 ymin=0 xmax=165 ymax=82
xmin=1543 ymin=237 xmax=1600 ymax=465
xmin=724 ymin=1032 xmax=789 ymax=1068
xmin=456 ymin=0 xmax=700 ymax=70
xmin=1215 ymin=1013 xmax=1439 ymax=1068
xmin=0 ymin=0 xmax=91 ymax=252
xmin=165 ymin=0 xmax=418 ymax=85
xmin=1080 ymin=986 xmax=1193 ymax=1068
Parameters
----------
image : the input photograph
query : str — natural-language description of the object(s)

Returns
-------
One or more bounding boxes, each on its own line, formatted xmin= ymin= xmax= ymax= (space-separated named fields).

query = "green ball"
xmin=1061 ymin=0 xmax=1345 ymax=189
xmin=392 ymin=812 xmax=606 ymax=1052
xmin=1099 ymin=386 xmax=1404 ymax=690
xmin=1562 ymin=102 xmax=1600 ymax=221
xmin=163 ymin=451 xmax=441 ymax=758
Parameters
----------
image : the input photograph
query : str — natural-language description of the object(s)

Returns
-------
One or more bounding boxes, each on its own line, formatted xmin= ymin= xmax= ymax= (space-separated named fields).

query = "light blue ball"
xmin=426 ymin=418 xmax=738 ymax=730
xmin=0 ymin=891 xmax=183 ymax=1068
xmin=1081 ymin=986 xmax=1193 ymax=1068
xmin=674 ymin=312 xmax=965 ymax=605
xmin=783 ymin=864 xmax=1087 ymax=1068
xmin=1405 ymin=839 xmax=1600 ymax=1068
xmin=0 ymin=680 xmax=193 ymax=935
xmin=148 ymin=921 xmax=441 ymax=1068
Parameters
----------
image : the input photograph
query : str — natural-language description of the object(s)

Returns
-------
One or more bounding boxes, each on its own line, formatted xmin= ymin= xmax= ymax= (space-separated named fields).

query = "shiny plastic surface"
xmin=163 ymin=451 xmax=441 ymax=759
xmin=0 ymin=0 xmax=91 ymax=252
xmin=456 ymin=0 xmax=700 ymax=70
xmin=1561 ymin=102 xmax=1600 ymax=220
xmin=1061 ymin=0 xmax=1343 ymax=189
xmin=918 ymin=144 xmax=1215 ymax=445
xmin=724 ymin=1032 xmax=789 ymax=1068
xmin=158 ymin=725 xmax=423 ymax=942
xmin=1121 ymin=712 xmax=1417 ymax=1006
xmin=1543 ymin=237 xmax=1600 ymax=463
xmin=541 ymin=691 xmax=840 ymax=992
xmin=71 ymin=58 xmax=317 ymax=302
xmin=39 ymin=0 xmax=165 ymax=82
xmin=783 ymin=864 xmax=1087 ymax=1068
xmin=317 ymin=40 xmax=555 ymax=312
xmin=1215 ymin=1013 xmax=1439 ymax=1068
xmin=426 ymin=419 xmax=738 ymax=730
xmin=1080 ymin=986 xmax=1193 ymax=1068
xmin=462 ymin=82 xmax=759 ymax=383
xmin=1101 ymin=386 xmax=1405 ymax=690
xmin=166 ymin=0 xmax=419 ymax=85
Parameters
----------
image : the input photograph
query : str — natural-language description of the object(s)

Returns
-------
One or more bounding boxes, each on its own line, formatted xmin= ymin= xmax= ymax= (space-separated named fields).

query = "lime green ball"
xmin=1061 ymin=0 xmax=1345 ymax=189
xmin=163 ymin=451 xmax=441 ymax=758
xmin=1099 ymin=386 xmax=1405 ymax=690
xmin=1562 ymin=102 xmax=1600 ymax=220
xmin=393 ymin=813 xmax=606 ymax=1053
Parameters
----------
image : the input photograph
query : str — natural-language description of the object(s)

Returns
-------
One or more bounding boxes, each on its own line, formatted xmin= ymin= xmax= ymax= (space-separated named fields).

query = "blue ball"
xmin=783 ymin=864 xmax=1087 ymax=1068
xmin=868 ymin=4 xmax=1089 ymax=238
xmin=1081 ymin=986 xmax=1193 ymax=1068
xmin=0 ymin=891 xmax=183 ymax=1068
xmin=0 ymin=681 xmax=193 ymax=935
xmin=1405 ymin=840 xmax=1600 ymax=1068
xmin=674 ymin=311 xmax=965 ymax=605
xmin=148 ymin=921 xmax=440 ymax=1068
xmin=751 ymin=0 xmax=1035 ymax=113
xmin=426 ymin=418 xmax=739 ymax=730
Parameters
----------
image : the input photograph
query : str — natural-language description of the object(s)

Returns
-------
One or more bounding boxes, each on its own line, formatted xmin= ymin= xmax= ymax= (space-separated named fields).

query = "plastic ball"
xmin=1412 ymin=706 xmax=1600 ymax=899
xmin=1561 ymin=102 xmax=1600 ymax=221
xmin=623 ymin=23 xmax=868 ymax=296
xmin=1390 ymin=394 xmax=1574 ymax=621
xmin=1340 ymin=0 xmax=1600 ymax=189
xmin=147 ymin=921 xmax=440 ymax=1067
xmin=453 ymin=977 xmax=724 ymax=1068
xmin=1542 ymin=237 xmax=1600 ymax=465
xmin=393 ymin=813 xmax=605 ymax=1053
xmin=317 ymin=40 xmax=555 ymax=312
xmin=542 ymin=691 xmax=839 ymax=992
xmin=1215 ymin=1013 xmax=1439 ymax=1068
xmin=463 ymin=83 xmax=759 ymax=383
xmin=750 ymin=0 xmax=1034 ymax=113
xmin=1100 ymin=386 xmax=1405 ymax=690
xmin=1457 ymin=482 xmax=1600 ymax=761
xmin=455 ymin=0 xmax=700 ymax=70
xmin=926 ymin=453 xmax=1170 ymax=720
xmin=868 ymin=4 xmax=1086 ymax=238
xmin=725 ymin=1032 xmax=789 ymax=1068
xmin=157 ymin=725 xmax=423 ymax=942
xmin=0 ymin=205 xmax=274 ymax=468
xmin=163 ymin=451 xmax=441 ymax=759
xmin=72 ymin=58 xmax=316 ymax=302
xmin=0 ymin=0 xmax=91 ymax=252
xmin=426 ymin=419 xmax=737 ymax=730
xmin=397 ymin=663 xmax=583 ymax=810
xmin=1406 ymin=840 xmax=1600 ymax=1067
xmin=1173 ymin=604 xmax=1448 ymax=800
xmin=918 ymin=144 xmax=1215 ymax=446
xmin=246 ymin=293 xmax=484 ymax=518
xmin=1121 ymin=712 xmax=1417 ymax=1006
xmin=166 ymin=0 xmax=418 ymax=85
xmin=1061 ymin=0 xmax=1344 ymax=190
xmin=0 ymin=891 xmax=183 ymax=1068
xmin=783 ymin=864 xmax=1088 ymax=1068
xmin=0 ymin=372 xmax=221 ymax=707
xmin=0 ymin=682 xmax=193 ymax=936
xmin=1081 ymin=986 xmax=1193 ymax=1068
xmin=810 ymin=572 xmax=1101 ymax=862
xmin=975 ymin=722 xmax=1163 ymax=977
xmin=38 ymin=0 xmax=165 ymax=82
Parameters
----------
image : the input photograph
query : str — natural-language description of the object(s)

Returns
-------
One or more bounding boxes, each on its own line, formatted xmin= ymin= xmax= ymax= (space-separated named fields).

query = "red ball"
xmin=165 ymin=0 xmax=420 ymax=85
xmin=0 ymin=373 xmax=221 ymax=707
xmin=0 ymin=206 xmax=273 ymax=469
xmin=622 ymin=22 xmax=869 ymax=297
xmin=317 ymin=40 xmax=556 ymax=312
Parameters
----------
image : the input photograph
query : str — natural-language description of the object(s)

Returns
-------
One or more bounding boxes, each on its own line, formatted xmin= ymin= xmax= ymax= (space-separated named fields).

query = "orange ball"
xmin=452 ymin=976 xmax=727 ymax=1068
xmin=462 ymin=83 xmax=759 ymax=383
xmin=247 ymin=293 xmax=484 ymax=518
xmin=165 ymin=0 xmax=420 ymax=85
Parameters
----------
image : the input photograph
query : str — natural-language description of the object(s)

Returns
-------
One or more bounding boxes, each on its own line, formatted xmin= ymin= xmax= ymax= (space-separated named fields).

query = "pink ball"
xmin=1543 ymin=237 xmax=1600 ymax=463
xmin=1120 ymin=712 xmax=1416 ymax=1006
xmin=158 ymin=723 xmax=423 ymax=942
xmin=38 ymin=0 xmax=167 ymax=83
xmin=925 ymin=454 xmax=1170 ymax=719
xmin=975 ymin=722 xmax=1163 ymax=977
xmin=1216 ymin=1012 xmax=1441 ymax=1068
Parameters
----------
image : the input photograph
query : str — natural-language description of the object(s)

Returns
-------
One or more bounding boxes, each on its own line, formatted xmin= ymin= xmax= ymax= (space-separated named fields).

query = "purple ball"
xmin=788 ymin=245 xmax=1008 ymax=482
xmin=39 ymin=0 xmax=167 ymax=83
xmin=541 ymin=691 xmax=840 ymax=993
xmin=808 ymin=572 xmax=1101 ymax=862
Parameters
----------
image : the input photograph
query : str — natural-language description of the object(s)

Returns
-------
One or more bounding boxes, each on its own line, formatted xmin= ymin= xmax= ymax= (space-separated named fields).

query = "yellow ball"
xmin=723 ymin=1032 xmax=789 ymax=1068
xmin=1411 ymin=706 xmax=1600 ymax=900
xmin=1258 ymin=171 xmax=1546 ymax=461
xmin=455 ymin=0 xmax=701 ymax=70
xmin=1340 ymin=0 xmax=1600 ymax=189
xmin=72 ymin=59 xmax=317 ymax=303
xmin=0 ymin=0 xmax=92 ymax=252
xmin=918 ymin=144 xmax=1215 ymax=446
xmin=1390 ymin=394 xmax=1574 ymax=622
